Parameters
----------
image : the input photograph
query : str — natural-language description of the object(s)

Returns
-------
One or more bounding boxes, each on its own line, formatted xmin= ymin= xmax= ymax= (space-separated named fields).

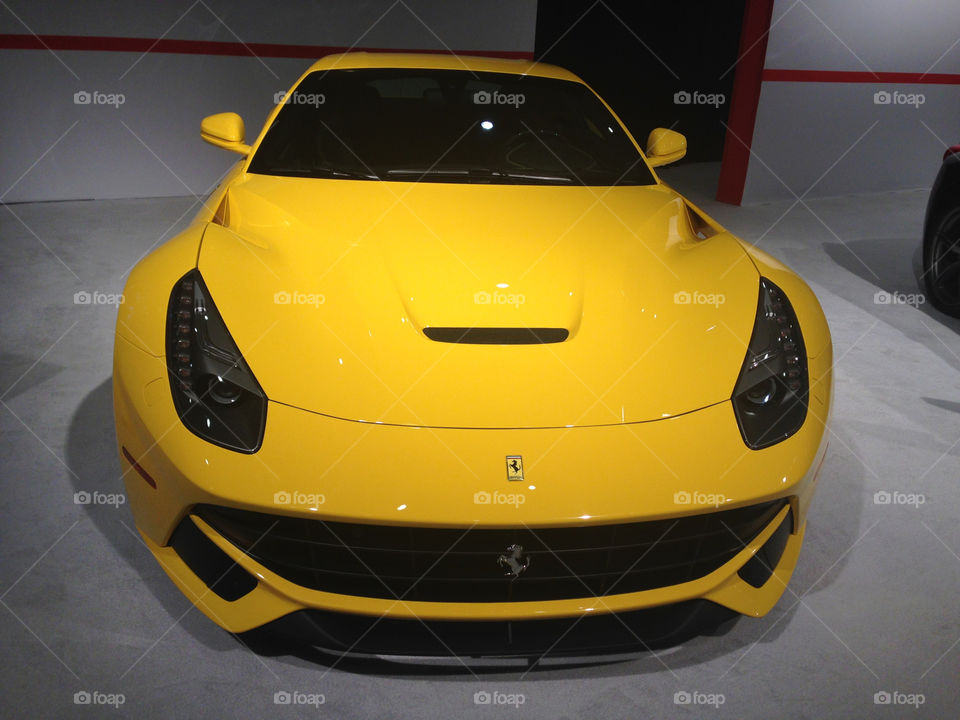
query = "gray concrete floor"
xmin=2 ymin=165 xmax=958 ymax=719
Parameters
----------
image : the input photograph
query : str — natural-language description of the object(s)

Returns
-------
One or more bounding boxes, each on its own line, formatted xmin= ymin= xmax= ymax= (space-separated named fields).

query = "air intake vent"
xmin=423 ymin=327 xmax=569 ymax=344
xmin=194 ymin=499 xmax=787 ymax=603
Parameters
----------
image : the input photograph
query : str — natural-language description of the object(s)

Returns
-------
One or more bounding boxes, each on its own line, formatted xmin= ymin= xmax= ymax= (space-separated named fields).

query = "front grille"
xmin=194 ymin=500 xmax=787 ymax=603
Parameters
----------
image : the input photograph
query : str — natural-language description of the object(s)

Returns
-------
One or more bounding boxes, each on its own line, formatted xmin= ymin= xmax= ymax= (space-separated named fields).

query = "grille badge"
xmin=497 ymin=544 xmax=530 ymax=578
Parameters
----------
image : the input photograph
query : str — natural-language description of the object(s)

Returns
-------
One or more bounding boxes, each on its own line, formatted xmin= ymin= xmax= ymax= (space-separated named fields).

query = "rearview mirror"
xmin=201 ymin=112 xmax=251 ymax=155
xmin=645 ymin=128 xmax=687 ymax=167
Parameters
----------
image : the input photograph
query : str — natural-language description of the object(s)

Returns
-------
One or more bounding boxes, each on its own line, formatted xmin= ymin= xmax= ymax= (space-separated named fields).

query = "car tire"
xmin=923 ymin=206 xmax=960 ymax=317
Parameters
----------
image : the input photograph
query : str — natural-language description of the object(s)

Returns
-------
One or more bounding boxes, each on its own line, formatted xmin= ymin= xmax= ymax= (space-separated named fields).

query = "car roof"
xmin=305 ymin=52 xmax=584 ymax=83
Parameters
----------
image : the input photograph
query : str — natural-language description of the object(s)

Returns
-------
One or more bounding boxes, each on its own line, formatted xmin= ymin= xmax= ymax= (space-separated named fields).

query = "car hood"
xmin=197 ymin=174 xmax=759 ymax=428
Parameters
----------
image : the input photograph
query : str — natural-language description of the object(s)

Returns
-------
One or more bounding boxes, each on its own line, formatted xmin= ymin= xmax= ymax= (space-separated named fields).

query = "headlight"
xmin=732 ymin=278 xmax=808 ymax=449
xmin=166 ymin=270 xmax=267 ymax=452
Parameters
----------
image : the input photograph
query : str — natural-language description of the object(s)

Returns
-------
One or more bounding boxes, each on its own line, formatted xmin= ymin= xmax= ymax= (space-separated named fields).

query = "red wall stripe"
xmin=0 ymin=33 xmax=534 ymax=60
xmin=716 ymin=0 xmax=774 ymax=206
xmin=762 ymin=68 xmax=960 ymax=84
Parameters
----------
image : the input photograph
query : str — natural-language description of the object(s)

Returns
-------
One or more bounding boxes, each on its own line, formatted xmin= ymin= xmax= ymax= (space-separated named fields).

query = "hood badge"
xmin=498 ymin=544 xmax=530 ymax=578
xmin=506 ymin=455 xmax=524 ymax=482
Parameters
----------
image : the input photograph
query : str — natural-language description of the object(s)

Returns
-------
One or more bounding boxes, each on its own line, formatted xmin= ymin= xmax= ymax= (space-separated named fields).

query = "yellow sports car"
xmin=114 ymin=53 xmax=832 ymax=654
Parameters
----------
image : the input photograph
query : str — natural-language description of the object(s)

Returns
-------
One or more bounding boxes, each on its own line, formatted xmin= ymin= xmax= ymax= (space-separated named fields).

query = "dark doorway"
xmin=535 ymin=1 xmax=747 ymax=163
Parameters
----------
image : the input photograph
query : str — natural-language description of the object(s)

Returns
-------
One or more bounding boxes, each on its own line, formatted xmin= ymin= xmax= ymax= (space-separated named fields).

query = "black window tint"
xmin=248 ymin=69 xmax=655 ymax=186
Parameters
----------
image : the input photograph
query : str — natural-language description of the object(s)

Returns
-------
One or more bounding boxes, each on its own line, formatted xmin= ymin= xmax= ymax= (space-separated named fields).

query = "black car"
xmin=923 ymin=144 xmax=960 ymax=317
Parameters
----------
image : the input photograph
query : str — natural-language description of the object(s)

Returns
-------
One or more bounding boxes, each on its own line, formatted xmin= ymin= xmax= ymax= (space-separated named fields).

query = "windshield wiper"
xmin=498 ymin=172 xmax=573 ymax=184
xmin=267 ymin=167 xmax=379 ymax=180
xmin=385 ymin=168 xmax=572 ymax=184
xmin=320 ymin=168 xmax=380 ymax=180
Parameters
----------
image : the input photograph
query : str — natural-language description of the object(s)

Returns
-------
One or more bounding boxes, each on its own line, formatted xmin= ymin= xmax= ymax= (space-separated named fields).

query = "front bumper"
xmin=114 ymin=334 xmax=831 ymax=633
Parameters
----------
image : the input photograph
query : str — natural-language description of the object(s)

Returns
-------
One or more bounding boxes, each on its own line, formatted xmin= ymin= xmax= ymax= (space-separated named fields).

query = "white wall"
xmin=0 ymin=0 xmax=537 ymax=202
xmin=741 ymin=0 xmax=960 ymax=203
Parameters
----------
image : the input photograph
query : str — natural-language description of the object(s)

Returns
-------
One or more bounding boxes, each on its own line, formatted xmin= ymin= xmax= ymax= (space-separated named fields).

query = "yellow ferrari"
xmin=114 ymin=53 xmax=832 ymax=654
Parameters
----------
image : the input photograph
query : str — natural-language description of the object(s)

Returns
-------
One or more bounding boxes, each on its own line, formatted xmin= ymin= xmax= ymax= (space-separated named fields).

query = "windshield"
xmin=247 ymin=68 xmax=656 ymax=186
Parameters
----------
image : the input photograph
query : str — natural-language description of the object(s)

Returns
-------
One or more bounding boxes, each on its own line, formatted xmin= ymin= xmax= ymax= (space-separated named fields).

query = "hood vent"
xmin=423 ymin=327 xmax=569 ymax=345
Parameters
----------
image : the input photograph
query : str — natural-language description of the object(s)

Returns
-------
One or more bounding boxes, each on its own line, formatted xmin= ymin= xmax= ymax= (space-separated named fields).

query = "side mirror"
xmin=645 ymin=128 xmax=687 ymax=167
xmin=201 ymin=112 xmax=251 ymax=155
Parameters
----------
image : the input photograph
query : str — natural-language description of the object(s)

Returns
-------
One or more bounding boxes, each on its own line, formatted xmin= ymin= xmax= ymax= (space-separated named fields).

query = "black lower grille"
xmin=247 ymin=601 xmax=738 ymax=656
xmin=170 ymin=514 xmax=257 ymax=601
xmin=738 ymin=509 xmax=793 ymax=588
xmin=194 ymin=500 xmax=787 ymax=603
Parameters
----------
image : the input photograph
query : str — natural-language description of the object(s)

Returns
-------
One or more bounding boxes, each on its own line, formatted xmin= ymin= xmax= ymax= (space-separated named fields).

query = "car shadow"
xmin=785 ymin=424 xmax=866 ymax=602
xmin=821 ymin=238 xmax=960 ymax=357
xmin=64 ymin=378 xmax=238 ymax=653
xmin=66 ymin=378 xmax=865 ymax=678
xmin=0 ymin=353 xmax=63 ymax=401
xmin=922 ymin=397 xmax=960 ymax=415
